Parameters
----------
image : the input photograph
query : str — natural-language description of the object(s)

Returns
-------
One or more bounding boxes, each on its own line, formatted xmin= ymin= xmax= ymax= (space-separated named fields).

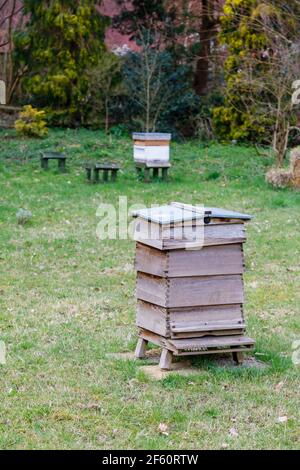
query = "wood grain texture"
xmin=168 ymin=244 xmax=245 ymax=277
xmin=135 ymin=243 xmax=245 ymax=278
xmin=138 ymin=329 xmax=255 ymax=357
xmin=136 ymin=301 xmax=168 ymax=336
xmin=168 ymin=275 xmax=244 ymax=308
xmin=135 ymin=243 xmax=167 ymax=277
xmin=134 ymin=219 xmax=246 ymax=250
xmin=136 ymin=273 xmax=168 ymax=306
xmin=137 ymin=300 xmax=244 ymax=338
xmin=169 ymin=335 xmax=254 ymax=349
xmin=169 ymin=304 xmax=244 ymax=325
xmin=136 ymin=273 xmax=244 ymax=308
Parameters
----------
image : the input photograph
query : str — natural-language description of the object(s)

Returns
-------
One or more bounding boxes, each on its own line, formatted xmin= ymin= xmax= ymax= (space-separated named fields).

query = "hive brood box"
xmin=132 ymin=133 xmax=171 ymax=163
xmin=133 ymin=202 xmax=255 ymax=370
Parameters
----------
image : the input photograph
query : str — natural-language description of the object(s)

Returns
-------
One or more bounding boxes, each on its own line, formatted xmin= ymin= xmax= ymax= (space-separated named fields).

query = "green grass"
xmin=0 ymin=128 xmax=299 ymax=450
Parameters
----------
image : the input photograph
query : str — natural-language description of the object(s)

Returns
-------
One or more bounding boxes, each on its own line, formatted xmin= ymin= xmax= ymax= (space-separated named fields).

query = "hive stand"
xmin=41 ymin=152 xmax=67 ymax=172
xmin=136 ymin=161 xmax=171 ymax=182
xmin=135 ymin=331 xmax=254 ymax=370
xmin=85 ymin=163 xmax=120 ymax=183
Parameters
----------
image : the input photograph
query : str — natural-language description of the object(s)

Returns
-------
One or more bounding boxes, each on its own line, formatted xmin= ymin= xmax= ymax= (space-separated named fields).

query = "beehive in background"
xmin=133 ymin=203 xmax=255 ymax=370
xmin=132 ymin=133 xmax=171 ymax=164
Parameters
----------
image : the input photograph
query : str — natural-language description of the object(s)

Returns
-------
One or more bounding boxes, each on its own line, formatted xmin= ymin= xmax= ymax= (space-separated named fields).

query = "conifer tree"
xmin=15 ymin=0 xmax=109 ymax=125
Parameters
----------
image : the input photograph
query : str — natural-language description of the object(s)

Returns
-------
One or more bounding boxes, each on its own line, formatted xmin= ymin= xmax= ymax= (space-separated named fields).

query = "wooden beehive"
xmin=132 ymin=133 xmax=171 ymax=163
xmin=133 ymin=203 xmax=255 ymax=370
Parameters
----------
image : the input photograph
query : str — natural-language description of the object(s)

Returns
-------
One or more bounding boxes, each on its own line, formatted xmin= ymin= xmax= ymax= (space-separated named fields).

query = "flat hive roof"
xmin=132 ymin=204 xmax=252 ymax=225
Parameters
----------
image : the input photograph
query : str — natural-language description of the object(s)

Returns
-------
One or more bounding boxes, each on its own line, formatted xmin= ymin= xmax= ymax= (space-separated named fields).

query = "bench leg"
xmin=41 ymin=159 xmax=49 ymax=170
xmin=153 ymin=168 xmax=159 ymax=179
xmin=159 ymin=349 xmax=173 ymax=370
xmin=94 ymin=169 xmax=100 ymax=184
xmin=58 ymin=159 xmax=66 ymax=173
xmin=111 ymin=170 xmax=118 ymax=183
xmin=135 ymin=338 xmax=148 ymax=359
xmin=86 ymin=168 xmax=92 ymax=182
xmin=162 ymin=168 xmax=169 ymax=181
xmin=233 ymin=351 xmax=244 ymax=365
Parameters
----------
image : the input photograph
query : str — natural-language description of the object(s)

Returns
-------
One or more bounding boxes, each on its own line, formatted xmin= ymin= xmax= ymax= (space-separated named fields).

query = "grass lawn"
xmin=0 ymin=128 xmax=299 ymax=450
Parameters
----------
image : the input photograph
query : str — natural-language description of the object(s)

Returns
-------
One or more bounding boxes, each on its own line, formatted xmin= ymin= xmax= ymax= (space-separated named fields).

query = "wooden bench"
xmin=136 ymin=161 xmax=171 ymax=182
xmin=85 ymin=163 xmax=120 ymax=183
xmin=41 ymin=152 xmax=67 ymax=172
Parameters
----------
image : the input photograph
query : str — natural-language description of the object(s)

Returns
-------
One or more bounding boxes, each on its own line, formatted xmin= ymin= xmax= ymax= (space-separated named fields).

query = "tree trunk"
xmin=105 ymin=97 xmax=109 ymax=134
xmin=194 ymin=0 xmax=217 ymax=96
xmin=273 ymin=122 xmax=289 ymax=168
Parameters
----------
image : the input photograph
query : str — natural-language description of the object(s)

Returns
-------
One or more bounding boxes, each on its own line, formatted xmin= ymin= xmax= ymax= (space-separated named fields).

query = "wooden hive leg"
xmin=159 ymin=349 xmax=173 ymax=371
xmin=111 ymin=170 xmax=117 ymax=182
xmin=136 ymin=167 xmax=142 ymax=177
xmin=144 ymin=167 xmax=150 ymax=183
xmin=153 ymin=168 xmax=159 ymax=179
xmin=135 ymin=338 xmax=148 ymax=359
xmin=232 ymin=351 xmax=244 ymax=365
xmin=162 ymin=167 xmax=168 ymax=181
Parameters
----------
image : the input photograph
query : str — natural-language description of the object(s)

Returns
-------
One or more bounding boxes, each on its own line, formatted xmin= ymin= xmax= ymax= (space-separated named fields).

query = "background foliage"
xmin=14 ymin=0 xmax=109 ymax=127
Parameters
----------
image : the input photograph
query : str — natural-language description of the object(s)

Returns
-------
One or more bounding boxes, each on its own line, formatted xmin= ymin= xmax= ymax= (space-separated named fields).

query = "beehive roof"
xmin=132 ymin=204 xmax=252 ymax=225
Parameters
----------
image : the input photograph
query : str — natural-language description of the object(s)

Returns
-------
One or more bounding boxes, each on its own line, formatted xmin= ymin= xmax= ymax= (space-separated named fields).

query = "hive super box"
xmin=132 ymin=203 xmax=255 ymax=370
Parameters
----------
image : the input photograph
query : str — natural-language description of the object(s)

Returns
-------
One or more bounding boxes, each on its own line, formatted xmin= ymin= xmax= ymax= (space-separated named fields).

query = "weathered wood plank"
xmin=134 ymin=218 xmax=246 ymax=250
xmin=168 ymin=244 xmax=244 ymax=276
xmin=135 ymin=243 xmax=167 ymax=277
xmin=170 ymin=304 xmax=244 ymax=325
xmin=136 ymin=273 xmax=167 ymax=306
xmin=137 ymin=300 xmax=244 ymax=338
xmin=163 ymin=224 xmax=246 ymax=243
xmin=168 ymin=275 xmax=244 ymax=308
xmin=171 ymin=323 xmax=245 ymax=333
xmin=135 ymin=243 xmax=244 ymax=277
xmin=171 ymin=330 xmax=244 ymax=339
xmin=136 ymin=301 xmax=168 ymax=337
xmin=137 ymin=273 xmax=244 ymax=308
xmin=138 ymin=329 xmax=255 ymax=361
xmin=169 ymin=335 xmax=255 ymax=350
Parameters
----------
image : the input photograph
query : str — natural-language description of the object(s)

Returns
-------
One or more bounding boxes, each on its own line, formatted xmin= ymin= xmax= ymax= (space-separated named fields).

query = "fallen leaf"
xmin=158 ymin=423 xmax=169 ymax=436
